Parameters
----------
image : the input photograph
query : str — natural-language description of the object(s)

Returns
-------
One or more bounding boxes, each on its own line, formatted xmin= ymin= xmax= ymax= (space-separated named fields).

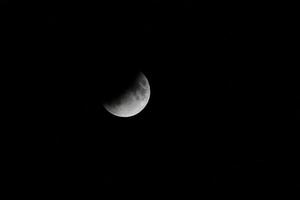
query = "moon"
xmin=103 ymin=72 xmax=150 ymax=117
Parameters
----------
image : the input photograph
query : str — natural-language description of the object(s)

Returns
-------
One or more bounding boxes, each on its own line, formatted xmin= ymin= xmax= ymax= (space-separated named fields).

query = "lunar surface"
xmin=103 ymin=72 xmax=150 ymax=117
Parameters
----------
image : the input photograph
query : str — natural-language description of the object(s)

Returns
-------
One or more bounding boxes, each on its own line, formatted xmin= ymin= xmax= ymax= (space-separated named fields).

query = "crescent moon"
xmin=103 ymin=73 xmax=150 ymax=117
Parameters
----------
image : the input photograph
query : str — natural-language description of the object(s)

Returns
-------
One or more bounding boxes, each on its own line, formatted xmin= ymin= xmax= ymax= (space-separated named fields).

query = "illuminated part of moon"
xmin=103 ymin=73 xmax=150 ymax=117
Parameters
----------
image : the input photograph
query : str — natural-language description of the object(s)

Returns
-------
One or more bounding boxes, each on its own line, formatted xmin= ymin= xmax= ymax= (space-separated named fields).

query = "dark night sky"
xmin=1 ymin=0 xmax=298 ymax=197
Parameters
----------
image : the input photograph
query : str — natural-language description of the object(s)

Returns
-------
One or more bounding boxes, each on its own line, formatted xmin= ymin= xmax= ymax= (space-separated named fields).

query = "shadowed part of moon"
xmin=103 ymin=73 xmax=150 ymax=117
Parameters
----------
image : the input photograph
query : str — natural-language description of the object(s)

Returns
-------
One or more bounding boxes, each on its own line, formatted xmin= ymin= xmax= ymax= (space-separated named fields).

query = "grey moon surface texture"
xmin=103 ymin=73 xmax=150 ymax=117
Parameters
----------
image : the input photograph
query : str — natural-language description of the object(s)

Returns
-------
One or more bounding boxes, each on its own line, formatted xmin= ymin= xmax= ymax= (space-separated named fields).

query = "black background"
xmin=1 ymin=1 xmax=299 ymax=197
